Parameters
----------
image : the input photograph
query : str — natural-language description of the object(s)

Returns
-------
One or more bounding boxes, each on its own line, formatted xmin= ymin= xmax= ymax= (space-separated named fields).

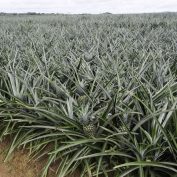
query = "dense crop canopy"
xmin=0 ymin=13 xmax=177 ymax=177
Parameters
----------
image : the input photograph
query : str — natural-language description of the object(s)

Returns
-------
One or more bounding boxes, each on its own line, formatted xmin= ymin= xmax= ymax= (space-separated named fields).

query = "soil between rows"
xmin=0 ymin=139 xmax=80 ymax=177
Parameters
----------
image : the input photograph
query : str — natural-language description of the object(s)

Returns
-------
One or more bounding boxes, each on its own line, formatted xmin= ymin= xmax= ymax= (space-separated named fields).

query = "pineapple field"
xmin=1 ymin=13 xmax=177 ymax=177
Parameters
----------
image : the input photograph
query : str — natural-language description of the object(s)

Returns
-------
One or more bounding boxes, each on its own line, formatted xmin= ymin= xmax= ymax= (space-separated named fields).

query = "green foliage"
xmin=0 ymin=13 xmax=177 ymax=177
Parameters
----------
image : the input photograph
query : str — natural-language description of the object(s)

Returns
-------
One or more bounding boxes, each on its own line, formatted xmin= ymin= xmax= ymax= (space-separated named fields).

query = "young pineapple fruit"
xmin=108 ymin=113 xmax=128 ymax=133
xmin=81 ymin=115 xmax=98 ymax=137
xmin=117 ymin=125 xmax=127 ymax=132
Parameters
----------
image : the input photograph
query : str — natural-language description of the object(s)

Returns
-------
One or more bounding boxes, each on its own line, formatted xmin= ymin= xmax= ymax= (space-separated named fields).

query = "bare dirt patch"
xmin=0 ymin=139 xmax=80 ymax=177
xmin=0 ymin=140 xmax=50 ymax=177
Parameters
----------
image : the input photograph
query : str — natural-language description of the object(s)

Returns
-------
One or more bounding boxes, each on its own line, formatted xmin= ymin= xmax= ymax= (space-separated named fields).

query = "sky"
xmin=0 ymin=0 xmax=177 ymax=14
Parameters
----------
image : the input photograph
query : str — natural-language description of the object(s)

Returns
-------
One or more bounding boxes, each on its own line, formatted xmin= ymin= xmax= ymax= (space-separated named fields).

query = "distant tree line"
xmin=0 ymin=12 xmax=113 ymax=16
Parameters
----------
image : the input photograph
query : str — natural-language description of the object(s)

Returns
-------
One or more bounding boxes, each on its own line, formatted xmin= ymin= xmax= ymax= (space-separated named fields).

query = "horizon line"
xmin=0 ymin=11 xmax=177 ymax=15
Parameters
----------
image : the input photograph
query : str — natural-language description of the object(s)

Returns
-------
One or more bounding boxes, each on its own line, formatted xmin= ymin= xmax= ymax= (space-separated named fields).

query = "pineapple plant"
xmin=75 ymin=79 xmax=87 ymax=96
xmin=84 ymin=52 xmax=94 ymax=62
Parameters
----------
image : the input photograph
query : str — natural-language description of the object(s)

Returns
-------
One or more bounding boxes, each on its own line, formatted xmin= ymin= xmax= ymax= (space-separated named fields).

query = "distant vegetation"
xmin=0 ymin=13 xmax=177 ymax=177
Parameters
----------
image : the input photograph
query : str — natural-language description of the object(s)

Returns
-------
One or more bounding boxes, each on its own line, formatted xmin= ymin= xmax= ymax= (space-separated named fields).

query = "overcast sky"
xmin=0 ymin=0 xmax=177 ymax=14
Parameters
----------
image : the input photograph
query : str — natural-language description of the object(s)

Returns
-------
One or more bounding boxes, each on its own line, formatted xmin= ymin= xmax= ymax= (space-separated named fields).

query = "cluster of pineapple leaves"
xmin=1 ymin=13 xmax=177 ymax=177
